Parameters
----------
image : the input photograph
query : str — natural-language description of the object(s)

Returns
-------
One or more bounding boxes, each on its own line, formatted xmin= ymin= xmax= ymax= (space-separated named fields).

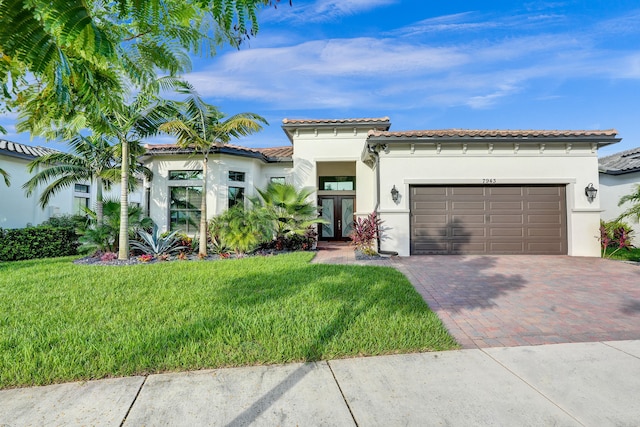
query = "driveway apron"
xmin=390 ymin=255 xmax=640 ymax=348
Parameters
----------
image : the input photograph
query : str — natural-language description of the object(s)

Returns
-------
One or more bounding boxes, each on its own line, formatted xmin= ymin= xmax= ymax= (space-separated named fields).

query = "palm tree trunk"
xmin=199 ymin=155 xmax=208 ymax=256
xmin=96 ymin=177 xmax=104 ymax=226
xmin=118 ymin=139 xmax=130 ymax=260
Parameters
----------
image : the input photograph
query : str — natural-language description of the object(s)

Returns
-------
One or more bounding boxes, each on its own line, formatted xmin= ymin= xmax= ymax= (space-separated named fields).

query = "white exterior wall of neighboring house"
xmin=599 ymin=171 xmax=640 ymax=244
xmin=374 ymin=143 xmax=603 ymax=257
xmin=1 ymin=140 xmax=145 ymax=229
xmin=142 ymin=148 xmax=293 ymax=234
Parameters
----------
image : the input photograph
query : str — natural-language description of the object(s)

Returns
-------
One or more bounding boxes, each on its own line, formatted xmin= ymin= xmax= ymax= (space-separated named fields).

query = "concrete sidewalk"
xmin=2 ymin=340 xmax=639 ymax=426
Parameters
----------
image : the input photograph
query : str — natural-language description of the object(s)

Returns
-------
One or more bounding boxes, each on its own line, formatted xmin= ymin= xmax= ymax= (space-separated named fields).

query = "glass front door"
xmin=319 ymin=196 xmax=354 ymax=241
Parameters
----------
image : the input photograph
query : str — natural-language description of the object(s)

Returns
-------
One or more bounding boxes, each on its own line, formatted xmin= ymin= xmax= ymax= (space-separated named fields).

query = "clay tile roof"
xmin=282 ymin=117 xmax=391 ymax=126
xmin=256 ymin=146 xmax=293 ymax=159
xmin=0 ymin=139 xmax=60 ymax=159
xmin=599 ymin=146 xmax=640 ymax=175
xmin=143 ymin=143 xmax=292 ymax=162
xmin=367 ymin=129 xmax=619 ymax=138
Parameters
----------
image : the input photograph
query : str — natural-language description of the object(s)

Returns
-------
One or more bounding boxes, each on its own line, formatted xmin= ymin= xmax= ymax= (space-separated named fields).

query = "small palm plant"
xmin=130 ymin=224 xmax=188 ymax=257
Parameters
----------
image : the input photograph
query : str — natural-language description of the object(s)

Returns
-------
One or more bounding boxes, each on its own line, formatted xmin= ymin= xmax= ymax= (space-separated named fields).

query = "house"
xmin=142 ymin=117 xmax=621 ymax=257
xmin=599 ymin=147 xmax=640 ymax=244
xmin=0 ymin=139 xmax=143 ymax=229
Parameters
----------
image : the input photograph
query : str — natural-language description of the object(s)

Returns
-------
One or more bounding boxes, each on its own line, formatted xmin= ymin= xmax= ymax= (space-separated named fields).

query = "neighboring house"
xmin=0 ymin=139 xmax=143 ymax=229
xmin=142 ymin=117 xmax=621 ymax=257
xmin=598 ymin=147 xmax=640 ymax=244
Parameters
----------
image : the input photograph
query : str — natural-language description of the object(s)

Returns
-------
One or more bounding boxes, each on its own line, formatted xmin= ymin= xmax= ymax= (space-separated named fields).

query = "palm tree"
xmin=616 ymin=184 xmax=640 ymax=223
xmin=158 ymin=81 xmax=267 ymax=256
xmin=23 ymin=135 xmax=117 ymax=224
xmin=256 ymin=182 xmax=325 ymax=239
xmin=0 ymin=167 xmax=9 ymax=186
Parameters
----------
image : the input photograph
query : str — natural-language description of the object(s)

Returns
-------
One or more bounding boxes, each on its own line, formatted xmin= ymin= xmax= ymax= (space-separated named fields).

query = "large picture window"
xmin=170 ymin=186 xmax=202 ymax=233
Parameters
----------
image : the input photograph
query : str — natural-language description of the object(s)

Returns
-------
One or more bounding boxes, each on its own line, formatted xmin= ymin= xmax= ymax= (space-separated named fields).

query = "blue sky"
xmin=2 ymin=0 xmax=639 ymax=155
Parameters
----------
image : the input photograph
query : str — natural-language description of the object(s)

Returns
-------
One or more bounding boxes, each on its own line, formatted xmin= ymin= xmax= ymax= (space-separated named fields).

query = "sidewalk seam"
xmin=119 ymin=375 xmax=148 ymax=427
xmin=602 ymin=341 xmax=640 ymax=360
xmin=326 ymin=361 xmax=359 ymax=427
xmin=479 ymin=349 xmax=586 ymax=427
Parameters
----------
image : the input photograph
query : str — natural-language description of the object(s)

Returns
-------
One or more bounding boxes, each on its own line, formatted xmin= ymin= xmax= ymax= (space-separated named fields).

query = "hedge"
xmin=0 ymin=226 xmax=79 ymax=261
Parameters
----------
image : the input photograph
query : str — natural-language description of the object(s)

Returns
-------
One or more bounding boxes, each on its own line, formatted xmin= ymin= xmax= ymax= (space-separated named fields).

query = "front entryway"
xmin=319 ymin=196 xmax=354 ymax=241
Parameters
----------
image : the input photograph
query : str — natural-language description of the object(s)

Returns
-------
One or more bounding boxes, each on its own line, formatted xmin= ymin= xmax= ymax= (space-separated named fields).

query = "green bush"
xmin=0 ymin=226 xmax=80 ymax=261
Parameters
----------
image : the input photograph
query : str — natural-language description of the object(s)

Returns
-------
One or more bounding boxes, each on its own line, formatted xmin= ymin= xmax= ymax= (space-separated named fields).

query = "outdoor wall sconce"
xmin=585 ymin=183 xmax=598 ymax=202
xmin=391 ymin=185 xmax=400 ymax=203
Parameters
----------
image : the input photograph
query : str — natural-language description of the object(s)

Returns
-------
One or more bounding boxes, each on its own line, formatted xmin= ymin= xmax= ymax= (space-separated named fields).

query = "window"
xmin=169 ymin=170 xmax=203 ymax=180
xmin=169 ymin=186 xmax=202 ymax=233
xmin=228 ymin=186 xmax=245 ymax=208
xmin=319 ymin=176 xmax=355 ymax=191
xmin=229 ymin=171 xmax=245 ymax=182
xmin=270 ymin=177 xmax=286 ymax=184
xmin=73 ymin=184 xmax=90 ymax=214
xmin=73 ymin=197 xmax=89 ymax=214
xmin=74 ymin=184 xmax=90 ymax=193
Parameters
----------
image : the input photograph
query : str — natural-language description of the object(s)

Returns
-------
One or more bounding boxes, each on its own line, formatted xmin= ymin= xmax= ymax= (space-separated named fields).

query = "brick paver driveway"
xmin=388 ymin=256 xmax=640 ymax=349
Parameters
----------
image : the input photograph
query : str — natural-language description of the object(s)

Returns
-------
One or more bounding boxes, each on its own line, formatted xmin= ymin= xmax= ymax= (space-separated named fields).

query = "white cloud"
xmin=263 ymin=0 xmax=398 ymax=24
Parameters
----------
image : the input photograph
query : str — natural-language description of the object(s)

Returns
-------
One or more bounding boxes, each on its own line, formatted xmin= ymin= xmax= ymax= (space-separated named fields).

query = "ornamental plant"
xmin=600 ymin=220 xmax=634 ymax=258
xmin=349 ymin=212 xmax=383 ymax=256
xmin=130 ymin=224 xmax=188 ymax=256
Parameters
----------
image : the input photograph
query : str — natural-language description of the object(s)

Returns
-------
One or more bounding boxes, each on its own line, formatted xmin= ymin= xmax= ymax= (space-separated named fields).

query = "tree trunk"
xmin=96 ymin=177 xmax=104 ymax=226
xmin=118 ymin=139 xmax=130 ymax=260
xmin=199 ymin=155 xmax=208 ymax=256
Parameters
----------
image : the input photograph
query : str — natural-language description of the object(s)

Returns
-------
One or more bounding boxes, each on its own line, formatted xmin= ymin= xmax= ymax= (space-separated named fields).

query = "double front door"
xmin=319 ymin=196 xmax=354 ymax=241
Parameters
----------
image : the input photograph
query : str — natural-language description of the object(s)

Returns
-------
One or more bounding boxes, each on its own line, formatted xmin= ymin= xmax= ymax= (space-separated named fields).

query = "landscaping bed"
xmin=0 ymin=252 xmax=458 ymax=389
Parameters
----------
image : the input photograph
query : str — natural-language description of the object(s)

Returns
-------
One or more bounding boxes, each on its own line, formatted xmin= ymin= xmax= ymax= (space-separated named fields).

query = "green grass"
xmin=0 ymin=252 xmax=457 ymax=389
xmin=605 ymin=246 xmax=640 ymax=262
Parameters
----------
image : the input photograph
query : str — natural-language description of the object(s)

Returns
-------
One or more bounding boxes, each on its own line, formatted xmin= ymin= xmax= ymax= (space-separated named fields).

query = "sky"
xmin=2 ymin=0 xmax=640 ymax=156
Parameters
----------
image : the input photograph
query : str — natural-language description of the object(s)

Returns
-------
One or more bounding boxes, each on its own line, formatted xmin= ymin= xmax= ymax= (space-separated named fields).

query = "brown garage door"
xmin=410 ymin=185 xmax=567 ymax=255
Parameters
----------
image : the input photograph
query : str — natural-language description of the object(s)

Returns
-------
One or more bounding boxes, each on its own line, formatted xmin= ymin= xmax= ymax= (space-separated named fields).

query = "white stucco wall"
xmin=375 ymin=142 xmax=603 ymax=257
xmin=599 ymin=171 xmax=640 ymax=244
xmin=1 ymin=155 xmax=78 ymax=227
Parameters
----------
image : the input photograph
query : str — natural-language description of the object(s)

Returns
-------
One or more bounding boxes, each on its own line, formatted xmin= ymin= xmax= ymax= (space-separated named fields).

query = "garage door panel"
xmin=413 ymin=214 xmax=448 ymax=225
xmin=414 ymin=201 xmax=448 ymax=210
xmin=489 ymin=187 xmax=524 ymax=196
xmin=490 ymin=242 xmax=525 ymax=252
xmin=490 ymin=214 xmax=524 ymax=224
xmin=490 ymin=201 xmax=523 ymax=210
xmin=413 ymin=187 xmax=447 ymax=196
xmin=491 ymin=228 xmax=524 ymax=237
xmin=452 ymin=242 xmax=486 ymax=252
xmin=451 ymin=187 xmax=485 ymax=196
xmin=455 ymin=226 xmax=485 ymax=237
xmin=413 ymin=228 xmax=448 ymax=237
xmin=528 ymin=215 xmax=562 ymax=224
xmin=528 ymin=201 xmax=561 ymax=210
xmin=453 ymin=214 xmax=485 ymax=224
xmin=527 ymin=186 xmax=562 ymax=195
xmin=528 ymin=228 xmax=562 ymax=237
xmin=451 ymin=201 xmax=485 ymax=210
xmin=411 ymin=185 xmax=566 ymax=255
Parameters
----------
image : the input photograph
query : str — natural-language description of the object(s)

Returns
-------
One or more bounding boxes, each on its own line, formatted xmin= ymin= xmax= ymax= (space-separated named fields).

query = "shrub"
xmin=130 ymin=224 xmax=188 ymax=256
xmin=209 ymin=205 xmax=274 ymax=254
xmin=349 ymin=212 xmax=383 ymax=255
xmin=600 ymin=220 xmax=634 ymax=258
xmin=0 ymin=226 xmax=79 ymax=261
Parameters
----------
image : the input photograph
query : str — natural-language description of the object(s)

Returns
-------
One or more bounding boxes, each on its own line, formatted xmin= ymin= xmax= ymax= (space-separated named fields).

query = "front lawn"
xmin=605 ymin=247 xmax=640 ymax=262
xmin=0 ymin=252 xmax=457 ymax=389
